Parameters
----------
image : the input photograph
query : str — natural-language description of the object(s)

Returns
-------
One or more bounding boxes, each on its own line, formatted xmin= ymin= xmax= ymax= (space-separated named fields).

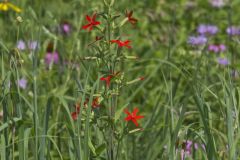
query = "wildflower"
xmin=84 ymin=97 xmax=100 ymax=108
xmin=0 ymin=1 xmax=21 ymax=12
xmin=71 ymin=111 xmax=78 ymax=120
xmin=60 ymin=21 xmax=71 ymax=35
xmin=219 ymin=44 xmax=226 ymax=52
xmin=100 ymin=75 xmax=113 ymax=87
xmin=217 ymin=57 xmax=230 ymax=66
xmin=82 ymin=13 xmax=101 ymax=31
xmin=17 ymin=78 xmax=27 ymax=89
xmin=44 ymin=42 xmax=59 ymax=66
xmin=28 ymin=41 xmax=38 ymax=50
xmin=226 ymin=26 xmax=240 ymax=36
xmin=71 ymin=103 xmax=80 ymax=120
xmin=124 ymin=108 xmax=144 ymax=127
xmin=110 ymin=40 xmax=132 ymax=48
xmin=71 ymin=97 xmax=100 ymax=120
xmin=180 ymin=140 xmax=205 ymax=160
xmin=125 ymin=10 xmax=138 ymax=25
xmin=17 ymin=40 xmax=39 ymax=51
xmin=17 ymin=40 xmax=26 ymax=50
xmin=209 ymin=0 xmax=225 ymax=7
xmin=92 ymin=97 xmax=100 ymax=108
xmin=44 ymin=51 xmax=59 ymax=66
xmin=208 ymin=44 xmax=226 ymax=53
xmin=187 ymin=36 xmax=207 ymax=46
xmin=197 ymin=24 xmax=218 ymax=35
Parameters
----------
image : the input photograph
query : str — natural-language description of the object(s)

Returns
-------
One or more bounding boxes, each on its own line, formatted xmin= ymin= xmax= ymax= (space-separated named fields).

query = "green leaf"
xmin=96 ymin=144 xmax=106 ymax=155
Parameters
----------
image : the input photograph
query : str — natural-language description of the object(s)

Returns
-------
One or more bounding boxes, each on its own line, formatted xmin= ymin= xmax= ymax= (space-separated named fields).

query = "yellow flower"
xmin=0 ymin=1 xmax=22 ymax=13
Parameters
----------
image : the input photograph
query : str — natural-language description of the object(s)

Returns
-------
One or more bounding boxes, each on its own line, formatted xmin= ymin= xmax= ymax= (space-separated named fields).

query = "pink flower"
xmin=44 ymin=51 xmax=59 ymax=66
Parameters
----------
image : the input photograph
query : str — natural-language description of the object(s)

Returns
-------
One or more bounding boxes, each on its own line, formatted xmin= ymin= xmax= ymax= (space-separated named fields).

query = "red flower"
xmin=71 ymin=111 xmax=78 ymax=120
xmin=100 ymin=75 xmax=113 ymax=87
xmin=126 ymin=10 xmax=138 ymax=25
xmin=82 ymin=13 xmax=101 ymax=31
xmin=124 ymin=108 xmax=144 ymax=127
xmin=92 ymin=97 xmax=100 ymax=108
xmin=71 ymin=97 xmax=100 ymax=120
xmin=110 ymin=40 xmax=131 ymax=48
xmin=71 ymin=103 xmax=80 ymax=120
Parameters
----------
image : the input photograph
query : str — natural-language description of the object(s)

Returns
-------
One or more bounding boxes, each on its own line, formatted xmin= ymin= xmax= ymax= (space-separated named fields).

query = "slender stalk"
xmin=106 ymin=2 xmax=116 ymax=159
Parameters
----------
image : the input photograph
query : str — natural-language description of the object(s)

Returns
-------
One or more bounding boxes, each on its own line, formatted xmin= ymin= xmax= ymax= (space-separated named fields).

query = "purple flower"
xmin=217 ymin=57 xmax=230 ymax=66
xmin=62 ymin=24 xmax=70 ymax=33
xmin=219 ymin=44 xmax=226 ymax=51
xmin=60 ymin=21 xmax=71 ymax=35
xmin=44 ymin=51 xmax=59 ymax=66
xmin=197 ymin=24 xmax=218 ymax=35
xmin=180 ymin=140 xmax=205 ymax=160
xmin=18 ymin=78 xmax=27 ymax=89
xmin=17 ymin=40 xmax=26 ymax=50
xmin=28 ymin=41 xmax=39 ymax=50
xmin=188 ymin=36 xmax=207 ymax=46
xmin=17 ymin=40 xmax=39 ymax=51
xmin=208 ymin=44 xmax=219 ymax=53
xmin=208 ymin=44 xmax=226 ymax=53
xmin=226 ymin=26 xmax=240 ymax=36
xmin=210 ymin=0 xmax=225 ymax=7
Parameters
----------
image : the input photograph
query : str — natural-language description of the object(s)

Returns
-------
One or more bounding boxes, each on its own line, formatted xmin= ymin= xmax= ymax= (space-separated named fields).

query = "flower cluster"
xmin=226 ymin=26 xmax=240 ymax=36
xmin=80 ymin=10 xmax=144 ymax=128
xmin=71 ymin=97 xmax=100 ymax=120
xmin=17 ymin=40 xmax=39 ymax=51
xmin=197 ymin=24 xmax=218 ymax=35
xmin=209 ymin=0 xmax=226 ymax=8
xmin=179 ymin=140 xmax=205 ymax=160
xmin=187 ymin=36 xmax=207 ymax=46
xmin=208 ymin=44 xmax=226 ymax=53
xmin=188 ymin=24 xmax=231 ymax=66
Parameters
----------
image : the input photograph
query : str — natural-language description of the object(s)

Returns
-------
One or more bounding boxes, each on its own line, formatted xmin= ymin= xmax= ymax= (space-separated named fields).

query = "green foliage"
xmin=1 ymin=0 xmax=240 ymax=160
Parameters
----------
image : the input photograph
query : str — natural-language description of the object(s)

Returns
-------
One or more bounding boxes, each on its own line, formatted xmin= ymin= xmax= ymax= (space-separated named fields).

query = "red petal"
xmin=92 ymin=13 xmax=97 ymax=21
xmin=124 ymin=40 xmax=131 ymax=44
xmin=100 ymin=77 xmax=106 ymax=81
xmin=106 ymin=79 xmax=111 ymax=87
xmin=128 ymin=11 xmax=133 ymax=18
xmin=124 ymin=108 xmax=131 ymax=116
xmin=135 ymin=115 xmax=144 ymax=120
xmin=110 ymin=40 xmax=119 ymax=43
xmin=132 ymin=118 xmax=139 ymax=126
xmin=82 ymin=24 xmax=92 ymax=29
xmin=130 ymin=18 xmax=138 ymax=23
xmin=125 ymin=116 xmax=132 ymax=121
xmin=94 ymin=21 xmax=101 ymax=25
xmin=86 ymin=15 xmax=92 ymax=22
xmin=132 ymin=108 xmax=139 ymax=116
xmin=71 ymin=112 xmax=78 ymax=120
